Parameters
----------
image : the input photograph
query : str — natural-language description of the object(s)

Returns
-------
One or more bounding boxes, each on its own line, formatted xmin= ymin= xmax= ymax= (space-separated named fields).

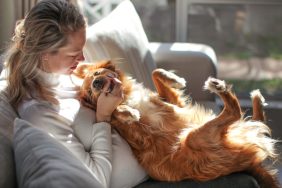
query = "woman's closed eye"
xmin=69 ymin=54 xmax=79 ymax=59
xmin=68 ymin=52 xmax=82 ymax=58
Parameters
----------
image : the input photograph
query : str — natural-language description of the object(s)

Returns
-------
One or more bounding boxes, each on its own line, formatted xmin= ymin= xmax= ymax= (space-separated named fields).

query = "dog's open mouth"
xmin=107 ymin=79 xmax=115 ymax=93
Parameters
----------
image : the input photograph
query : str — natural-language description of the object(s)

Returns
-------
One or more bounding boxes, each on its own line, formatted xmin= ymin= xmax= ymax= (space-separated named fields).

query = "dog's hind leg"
xmin=249 ymin=91 xmax=280 ymax=188
xmin=202 ymin=77 xmax=243 ymax=125
xmin=174 ymin=77 xmax=246 ymax=180
xmin=250 ymin=89 xmax=266 ymax=122
xmin=152 ymin=69 xmax=187 ymax=107
xmin=185 ymin=77 xmax=243 ymax=148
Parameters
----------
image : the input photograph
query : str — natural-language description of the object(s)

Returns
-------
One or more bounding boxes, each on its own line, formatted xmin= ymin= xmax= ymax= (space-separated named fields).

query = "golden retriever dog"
xmin=74 ymin=60 xmax=280 ymax=188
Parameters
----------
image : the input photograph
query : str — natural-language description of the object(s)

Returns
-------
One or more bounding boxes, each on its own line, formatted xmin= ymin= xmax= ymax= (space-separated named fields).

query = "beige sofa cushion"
xmin=13 ymin=118 xmax=103 ymax=188
xmin=84 ymin=0 xmax=156 ymax=90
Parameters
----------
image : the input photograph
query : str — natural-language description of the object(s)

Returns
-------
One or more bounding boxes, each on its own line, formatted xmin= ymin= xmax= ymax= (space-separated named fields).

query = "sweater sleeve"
xmin=18 ymin=100 xmax=112 ymax=188
xmin=72 ymin=105 xmax=148 ymax=188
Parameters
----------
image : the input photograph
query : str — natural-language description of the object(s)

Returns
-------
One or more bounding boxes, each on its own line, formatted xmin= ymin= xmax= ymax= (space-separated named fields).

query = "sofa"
xmin=0 ymin=0 xmax=260 ymax=187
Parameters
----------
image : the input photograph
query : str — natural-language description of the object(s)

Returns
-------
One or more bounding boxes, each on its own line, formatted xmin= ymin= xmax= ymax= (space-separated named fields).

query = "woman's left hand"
xmin=96 ymin=78 xmax=123 ymax=122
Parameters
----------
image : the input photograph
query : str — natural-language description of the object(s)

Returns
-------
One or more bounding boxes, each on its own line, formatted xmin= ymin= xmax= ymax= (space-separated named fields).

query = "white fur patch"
xmin=158 ymin=69 xmax=186 ymax=88
xmin=126 ymin=82 xmax=151 ymax=107
xmin=125 ymin=80 xmax=169 ymax=129
xmin=227 ymin=120 xmax=278 ymax=159
xmin=203 ymin=77 xmax=228 ymax=93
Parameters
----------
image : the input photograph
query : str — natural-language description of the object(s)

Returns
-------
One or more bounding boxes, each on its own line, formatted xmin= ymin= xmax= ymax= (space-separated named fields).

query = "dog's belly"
xmin=118 ymin=83 xmax=246 ymax=181
xmin=123 ymin=86 xmax=216 ymax=140
xmin=126 ymin=83 xmax=151 ymax=107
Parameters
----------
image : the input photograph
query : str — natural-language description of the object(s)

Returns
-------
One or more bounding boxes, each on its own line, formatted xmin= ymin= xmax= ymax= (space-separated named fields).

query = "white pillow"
xmin=111 ymin=130 xmax=148 ymax=188
xmin=13 ymin=118 xmax=102 ymax=188
xmin=84 ymin=0 xmax=156 ymax=90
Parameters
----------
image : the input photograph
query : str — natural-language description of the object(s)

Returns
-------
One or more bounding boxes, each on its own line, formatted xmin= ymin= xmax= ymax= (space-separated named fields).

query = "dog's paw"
xmin=203 ymin=77 xmax=231 ymax=93
xmin=154 ymin=69 xmax=186 ymax=89
xmin=114 ymin=105 xmax=140 ymax=124
xmin=250 ymin=89 xmax=268 ymax=106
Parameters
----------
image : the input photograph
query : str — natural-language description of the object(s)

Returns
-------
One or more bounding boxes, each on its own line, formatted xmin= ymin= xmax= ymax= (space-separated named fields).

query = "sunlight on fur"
xmin=74 ymin=60 xmax=281 ymax=188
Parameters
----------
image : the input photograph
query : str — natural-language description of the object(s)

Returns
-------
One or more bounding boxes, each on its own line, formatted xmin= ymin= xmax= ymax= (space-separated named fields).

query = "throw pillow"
xmin=0 ymin=133 xmax=16 ymax=188
xmin=84 ymin=0 xmax=156 ymax=90
xmin=13 ymin=118 xmax=103 ymax=188
xmin=0 ymin=93 xmax=18 ymax=188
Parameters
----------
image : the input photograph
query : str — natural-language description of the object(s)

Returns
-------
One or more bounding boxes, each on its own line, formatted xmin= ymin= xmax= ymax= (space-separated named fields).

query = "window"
xmin=185 ymin=2 xmax=282 ymax=101
xmin=79 ymin=0 xmax=282 ymax=101
xmin=135 ymin=0 xmax=282 ymax=101
xmin=131 ymin=0 xmax=176 ymax=42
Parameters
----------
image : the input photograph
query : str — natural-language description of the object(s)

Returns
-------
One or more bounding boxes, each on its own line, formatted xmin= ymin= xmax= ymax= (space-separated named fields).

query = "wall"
xmin=0 ymin=1 xmax=17 ymax=54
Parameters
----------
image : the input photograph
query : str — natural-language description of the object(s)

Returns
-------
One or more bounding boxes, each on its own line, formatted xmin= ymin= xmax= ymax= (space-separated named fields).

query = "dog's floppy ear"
xmin=73 ymin=60 xmax=116 ymax=78
xmin=96 ymin=60 xmax=116 ymax=71
xmin=73 ymin=63 xmax=93 ymax=78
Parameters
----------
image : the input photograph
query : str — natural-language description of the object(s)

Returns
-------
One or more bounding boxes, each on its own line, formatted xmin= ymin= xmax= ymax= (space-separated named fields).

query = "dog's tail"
xmin=226 ymin=118 xmax=280 ymax=187
xmin=249 ymin=90 xmax=281 ymax=187
xmin=248 ymin=165 xmax=281 ymax=188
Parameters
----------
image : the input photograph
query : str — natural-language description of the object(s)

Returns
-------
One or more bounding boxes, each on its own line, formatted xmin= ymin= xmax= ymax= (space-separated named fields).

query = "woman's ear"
xmin=40 ymin=53 xmax=51 ymax=72
xmin=73 ymin=63 xmax=93 ymax=78
xmin=41 ymin=54 xmax=48 ymax=62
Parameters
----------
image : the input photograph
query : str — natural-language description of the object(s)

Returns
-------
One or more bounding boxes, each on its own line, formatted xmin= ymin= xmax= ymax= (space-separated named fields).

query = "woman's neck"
xmin=36 ymin=68 xmax=60 ymax=87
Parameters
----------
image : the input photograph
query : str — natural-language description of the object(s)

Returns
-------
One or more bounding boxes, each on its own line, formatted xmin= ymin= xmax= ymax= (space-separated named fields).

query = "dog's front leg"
xmin=112 ymin=105 xmax=140 ymax=124
xmin=152 ymin=69 xmax=187 ymax=107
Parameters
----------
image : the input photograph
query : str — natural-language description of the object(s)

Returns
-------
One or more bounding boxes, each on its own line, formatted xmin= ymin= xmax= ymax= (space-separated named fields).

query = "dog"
xmin=74 ymin=60 xmax=280 ymax=188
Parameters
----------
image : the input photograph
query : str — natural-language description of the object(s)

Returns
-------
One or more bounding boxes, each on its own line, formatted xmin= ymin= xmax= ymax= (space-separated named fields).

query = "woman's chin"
xmin=59 ymin=70 xmax=73 ymax=75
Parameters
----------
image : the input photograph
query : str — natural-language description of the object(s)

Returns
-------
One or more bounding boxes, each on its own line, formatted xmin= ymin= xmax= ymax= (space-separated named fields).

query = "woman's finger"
xmin=101 ymin=79 xmax=111 ymax=93
xmin=110 ymin=78 xmax=123 ymax=95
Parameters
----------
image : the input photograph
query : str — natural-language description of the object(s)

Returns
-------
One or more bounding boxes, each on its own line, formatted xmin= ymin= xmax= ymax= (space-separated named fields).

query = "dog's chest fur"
xmin=124 ymin=82 xmax=160 ymax=121
xmin=120 ymin=80 xmax=208 ymax=131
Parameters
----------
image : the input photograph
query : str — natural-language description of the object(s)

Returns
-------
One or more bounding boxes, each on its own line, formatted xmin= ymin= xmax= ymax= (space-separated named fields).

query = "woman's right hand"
xmin=96 ymin=78 xmax=124 ymax=122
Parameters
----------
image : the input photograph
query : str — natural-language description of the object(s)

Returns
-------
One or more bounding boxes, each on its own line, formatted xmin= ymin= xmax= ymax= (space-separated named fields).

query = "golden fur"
xmin=74 ymin=60 xmax=280 ymax=188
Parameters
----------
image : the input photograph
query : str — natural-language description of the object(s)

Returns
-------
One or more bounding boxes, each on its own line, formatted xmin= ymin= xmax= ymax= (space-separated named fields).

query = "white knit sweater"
xmin=17 ymin=70 xmax=147 ymax=188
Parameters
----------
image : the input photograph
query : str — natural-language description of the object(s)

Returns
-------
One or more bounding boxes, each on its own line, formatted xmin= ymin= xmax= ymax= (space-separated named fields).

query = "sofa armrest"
xmin=148 ymin=42 xmax=217 ymax=102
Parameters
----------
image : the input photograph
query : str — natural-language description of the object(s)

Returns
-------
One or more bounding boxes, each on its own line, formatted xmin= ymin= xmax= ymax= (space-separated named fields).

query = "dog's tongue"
xmin=113 ymin=77 xmax=121 ymax=84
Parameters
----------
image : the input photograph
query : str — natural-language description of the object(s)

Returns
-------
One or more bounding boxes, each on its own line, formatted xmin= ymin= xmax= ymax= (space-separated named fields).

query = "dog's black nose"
xmin=92 ymin=78 xmax=105 ymax=90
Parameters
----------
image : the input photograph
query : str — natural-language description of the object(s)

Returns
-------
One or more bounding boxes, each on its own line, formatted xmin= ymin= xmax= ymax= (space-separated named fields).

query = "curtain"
xmin=0 ymin=0 xmax=37 ymax=54
xmin=15 ymin=0 xmax=38 ymax=19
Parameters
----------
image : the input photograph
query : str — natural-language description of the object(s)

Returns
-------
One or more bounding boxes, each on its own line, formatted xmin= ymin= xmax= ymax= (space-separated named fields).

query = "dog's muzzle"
xmin=92 ymin=78 xmax=105 ymax=90
xmin=92 ymin=77 xmax=115 ymax=93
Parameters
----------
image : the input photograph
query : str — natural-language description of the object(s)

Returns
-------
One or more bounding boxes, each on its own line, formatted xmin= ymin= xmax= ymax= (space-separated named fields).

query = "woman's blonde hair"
xmin=4 ymin=0 xmax=86 ymax=109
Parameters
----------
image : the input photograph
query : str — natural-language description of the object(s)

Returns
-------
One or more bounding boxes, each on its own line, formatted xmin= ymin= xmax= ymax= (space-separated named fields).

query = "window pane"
xmin=187 ymin=3 xmax=282 ymax=99
xmin=131 ymin=0 xmax=176 ymax=42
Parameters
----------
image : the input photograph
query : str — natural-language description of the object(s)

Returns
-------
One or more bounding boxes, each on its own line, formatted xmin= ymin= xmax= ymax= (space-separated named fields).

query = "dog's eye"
xmin=94 ymin=71 xmax=100 ymax=76
xmin=88 ymin=88 xmax=92 ymax=95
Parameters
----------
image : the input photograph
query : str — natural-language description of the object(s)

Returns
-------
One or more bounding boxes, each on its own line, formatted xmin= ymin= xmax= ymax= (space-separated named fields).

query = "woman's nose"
xmin=77 ymin=52 xmax=85 ymax=61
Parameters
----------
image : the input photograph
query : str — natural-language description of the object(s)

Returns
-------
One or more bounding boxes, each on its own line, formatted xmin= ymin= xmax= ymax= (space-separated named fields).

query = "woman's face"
xmin=43 ymin=28 xmax=86 ymax=75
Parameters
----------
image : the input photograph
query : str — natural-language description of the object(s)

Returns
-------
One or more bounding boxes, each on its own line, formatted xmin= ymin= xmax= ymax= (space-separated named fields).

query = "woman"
xmin=4 ymin=0 xmax=147 ymax=187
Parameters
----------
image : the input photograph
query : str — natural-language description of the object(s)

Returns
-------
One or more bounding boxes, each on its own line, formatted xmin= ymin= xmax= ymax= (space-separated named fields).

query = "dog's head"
xmin=74 ymin=60 xmax=130 ymax=110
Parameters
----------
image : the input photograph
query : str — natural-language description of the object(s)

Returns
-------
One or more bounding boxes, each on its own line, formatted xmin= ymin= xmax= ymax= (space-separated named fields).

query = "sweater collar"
xmin=36 ymin=68 xmax=60 ymax=87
